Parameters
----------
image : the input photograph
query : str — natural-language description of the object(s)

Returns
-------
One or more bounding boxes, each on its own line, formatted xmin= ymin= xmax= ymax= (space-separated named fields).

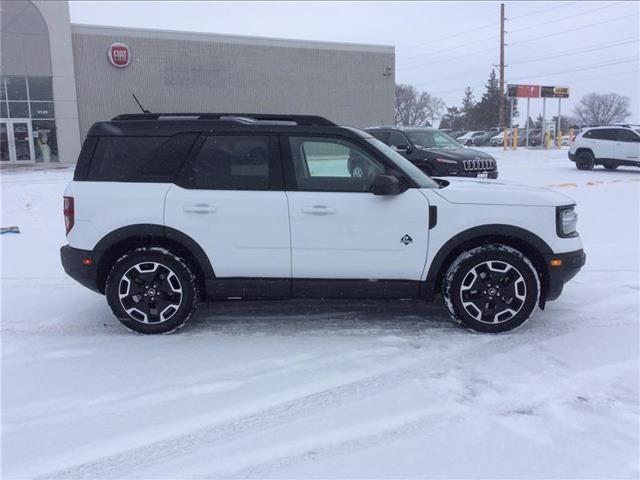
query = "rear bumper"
xmin=60 ymin=245 xmax=101 ymax=293
xmin=543 ymin=249 xmax=586 ymax=303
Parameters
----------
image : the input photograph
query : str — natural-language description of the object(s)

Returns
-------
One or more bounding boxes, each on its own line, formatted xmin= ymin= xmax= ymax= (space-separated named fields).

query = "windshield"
xmin=366 ymin=137 xmax=438 ymax=188
xmin=405 ymin=130 xmax=461 ymax=149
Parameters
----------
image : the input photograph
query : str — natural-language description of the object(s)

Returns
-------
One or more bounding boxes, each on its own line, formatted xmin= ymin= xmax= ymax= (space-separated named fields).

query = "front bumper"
xmin=543 ymin=248 xmax=586 ymax=303
xmin=60 ymin=245 xmax=101 ymax=293
xmin=568 ymin=152 xmax=576 ymax=162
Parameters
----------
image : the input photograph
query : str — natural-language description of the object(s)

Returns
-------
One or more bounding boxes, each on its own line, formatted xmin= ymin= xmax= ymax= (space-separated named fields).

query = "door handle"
xmin=183 ymin=204 xmax=217 ymax=214
xmin=302 ymin=205 xmax=336 ymax=215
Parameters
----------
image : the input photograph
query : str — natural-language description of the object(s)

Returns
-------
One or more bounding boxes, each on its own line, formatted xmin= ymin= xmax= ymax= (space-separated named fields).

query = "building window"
xmin=0 ymin=75 xmax=58 ymax=162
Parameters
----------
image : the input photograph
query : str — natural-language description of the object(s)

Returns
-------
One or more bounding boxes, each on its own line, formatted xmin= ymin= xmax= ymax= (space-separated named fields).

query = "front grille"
xmin=463 ymin=158 xmax=496 ymax=171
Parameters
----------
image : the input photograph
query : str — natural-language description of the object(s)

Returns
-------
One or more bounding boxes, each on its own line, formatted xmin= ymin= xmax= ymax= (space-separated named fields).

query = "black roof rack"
xmin=111 ymin=112 xmax=336 ymax=127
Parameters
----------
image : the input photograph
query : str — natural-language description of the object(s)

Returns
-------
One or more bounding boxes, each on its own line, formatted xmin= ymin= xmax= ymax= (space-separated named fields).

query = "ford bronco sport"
xmin=60 ymin=113 xmax=585 ymax=334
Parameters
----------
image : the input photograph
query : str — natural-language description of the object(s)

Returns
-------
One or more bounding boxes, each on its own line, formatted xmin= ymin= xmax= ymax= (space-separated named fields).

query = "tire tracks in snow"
xmin=35 ymin=359 xmax=434 ymax=479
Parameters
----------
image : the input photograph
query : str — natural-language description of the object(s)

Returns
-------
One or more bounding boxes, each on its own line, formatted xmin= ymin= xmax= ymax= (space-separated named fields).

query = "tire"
xmin=603 ymin=162 xmax=618 ymax=170
xmin=466 ymin=140 xmax=473 ymax=146
xmin=575 ymin=151 xmax=595 ymax=170
xmin=105 ymin=247 xmax=199 ymax=334
xmin=442 ymin=244 xmax=540 ymax=333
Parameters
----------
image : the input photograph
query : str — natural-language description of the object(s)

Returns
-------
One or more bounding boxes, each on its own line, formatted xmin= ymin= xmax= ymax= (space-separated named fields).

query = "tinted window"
xmin=368 ymin=130 xmax=389 ymax=144
xmin=388 ymin=131 xmax=409 ymax=147
xmin=87 ymin=134 xmax=195 ymax=182
xmin=588 ymin=129 xmax=618 ymax=141
xmin=406 ymin=130 xmax=460 ymax=149
xmin=180 ymin=135 xmax=280 ymax=190
xmin=617 ymin=129 xmax=639 ymax=142
xmin=288 ymin=136 xmax=386 ymax=192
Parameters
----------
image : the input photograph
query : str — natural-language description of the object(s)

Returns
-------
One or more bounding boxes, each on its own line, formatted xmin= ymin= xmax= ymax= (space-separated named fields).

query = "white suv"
xmin=569 ymin=125 xmax=640 ymax=170
xmin=60 ymin=113 xmax=585 ymax=334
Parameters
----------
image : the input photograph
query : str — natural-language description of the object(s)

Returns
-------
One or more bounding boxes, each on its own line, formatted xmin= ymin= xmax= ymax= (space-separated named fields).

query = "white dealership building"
xmin=0 ymin=0 xmax=395 ymax=164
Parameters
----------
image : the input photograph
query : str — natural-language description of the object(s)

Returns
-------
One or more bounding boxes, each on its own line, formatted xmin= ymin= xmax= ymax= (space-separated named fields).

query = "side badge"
xmin=400 ymin=234 xmax=413 ymax=245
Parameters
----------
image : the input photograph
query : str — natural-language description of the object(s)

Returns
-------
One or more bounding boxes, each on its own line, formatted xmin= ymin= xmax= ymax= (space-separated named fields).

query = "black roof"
xmin=87 ymin=113 xmax=362 ymax=137
xmin=365 ymin=125 xmax=437 ymax=132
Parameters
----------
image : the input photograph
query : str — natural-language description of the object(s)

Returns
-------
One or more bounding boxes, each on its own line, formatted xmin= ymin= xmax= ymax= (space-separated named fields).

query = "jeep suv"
xmin=365 ymin=126 xmax=498 ymax=179
xmin=569 ymin=125 xmax=640 ymax=170
xmin=60 ymin=113 xmax=585 ymax=334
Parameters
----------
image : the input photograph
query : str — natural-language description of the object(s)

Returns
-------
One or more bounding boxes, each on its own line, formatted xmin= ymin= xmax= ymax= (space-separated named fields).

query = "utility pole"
xmin=499 ymin=3 xmax=505 ymax=128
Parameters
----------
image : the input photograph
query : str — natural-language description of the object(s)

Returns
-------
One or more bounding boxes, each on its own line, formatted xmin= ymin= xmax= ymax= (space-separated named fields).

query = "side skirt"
xmin=205 ymin=278 xmax=424 ymax=301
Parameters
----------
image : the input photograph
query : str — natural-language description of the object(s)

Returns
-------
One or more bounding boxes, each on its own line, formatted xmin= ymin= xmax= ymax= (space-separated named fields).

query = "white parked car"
xmin=569 ymin=125 xmax=640 ymax=170
xmin=61 ymin=113 xmax=585 ymax=334
xmin=490 ymin=131 xmax=510 ymax=146
xmin=456 ymin=131 xmax=485 ymax=146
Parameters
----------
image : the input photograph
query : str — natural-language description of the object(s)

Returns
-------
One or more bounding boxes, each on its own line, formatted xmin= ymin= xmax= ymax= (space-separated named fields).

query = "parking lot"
xmin=1 ymin=147 xmax=639 ymax=478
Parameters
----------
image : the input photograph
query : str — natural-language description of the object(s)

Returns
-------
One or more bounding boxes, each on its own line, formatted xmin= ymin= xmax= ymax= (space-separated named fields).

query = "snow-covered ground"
xmin=1 ymin=147 xmax=639 ymax=479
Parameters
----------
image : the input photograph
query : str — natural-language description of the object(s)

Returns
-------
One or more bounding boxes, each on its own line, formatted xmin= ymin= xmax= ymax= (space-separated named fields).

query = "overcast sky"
xmin=69 ymin=1 xmax=640 ymax=124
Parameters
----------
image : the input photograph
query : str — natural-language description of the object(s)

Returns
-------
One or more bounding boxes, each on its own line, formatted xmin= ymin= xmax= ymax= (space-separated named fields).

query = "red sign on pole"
xmin=507 ymin=84 xmax=540 ymax=98
xmin=108 ymin=43 xmax=130 ymax=68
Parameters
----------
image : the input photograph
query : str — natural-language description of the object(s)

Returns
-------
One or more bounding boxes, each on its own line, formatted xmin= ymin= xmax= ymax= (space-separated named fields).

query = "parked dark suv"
xmin=362 ymin=126 xmax=498 ymax=179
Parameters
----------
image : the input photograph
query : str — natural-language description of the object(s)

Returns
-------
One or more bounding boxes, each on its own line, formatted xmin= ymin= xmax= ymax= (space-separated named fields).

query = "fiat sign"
xmin=108 ymin=43 xmax=130 ymax=68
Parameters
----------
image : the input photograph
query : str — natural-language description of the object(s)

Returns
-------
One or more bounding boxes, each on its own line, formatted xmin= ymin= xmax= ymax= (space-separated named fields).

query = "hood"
xmin=416 ymin=146 xmax=493 ymax=161
xmin=431 ymin=177 xmax=575 ymax=207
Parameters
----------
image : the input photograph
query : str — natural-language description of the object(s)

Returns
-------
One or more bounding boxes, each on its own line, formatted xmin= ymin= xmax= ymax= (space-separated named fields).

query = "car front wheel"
xmin=575 ymin=151 xmax=595 ymax=170
xmin=106 ymin=247 xmax=199 ymax=334
xmin=442 ymin=244 xmax=540 ymax=333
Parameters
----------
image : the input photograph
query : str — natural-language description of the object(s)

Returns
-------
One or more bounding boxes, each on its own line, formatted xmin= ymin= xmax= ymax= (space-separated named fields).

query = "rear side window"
xmin=177 ymin=135 xmax=282 ymax=190
xmin=617 ymin=129 xmax=639 ymax=142
xmin=86 ymin=134 xmax=197 ymax=182
xmin=586 ymin=129 xmax=618 ymax=141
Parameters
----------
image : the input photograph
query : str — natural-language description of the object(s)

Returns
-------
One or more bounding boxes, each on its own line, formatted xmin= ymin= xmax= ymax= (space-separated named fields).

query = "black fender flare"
xmin=423 ymin=224 xmax=553 ymax=299
xmin=93 ymin=223 xmax=215 ymax=281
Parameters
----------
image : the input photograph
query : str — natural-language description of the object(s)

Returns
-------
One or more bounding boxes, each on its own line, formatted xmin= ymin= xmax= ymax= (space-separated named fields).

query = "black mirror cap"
xmin=395 ymin=144 xmax=412 ymax=153
xmin=372 ymin=174 xmax=407 ymax=195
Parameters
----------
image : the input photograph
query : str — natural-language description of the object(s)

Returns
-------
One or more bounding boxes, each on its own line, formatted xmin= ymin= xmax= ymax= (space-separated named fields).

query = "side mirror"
xmin=371 ymin=174 xmax=406 ymax=196
xmin=393 ymin=144 xmax=412 ymax=154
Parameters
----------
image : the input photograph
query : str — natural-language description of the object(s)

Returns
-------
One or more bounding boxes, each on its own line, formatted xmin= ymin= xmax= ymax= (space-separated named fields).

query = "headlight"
xmin=435 ymin=158 xmax=458 ymax=164
xmin=557 ymin=205 xmax=578 ymax=238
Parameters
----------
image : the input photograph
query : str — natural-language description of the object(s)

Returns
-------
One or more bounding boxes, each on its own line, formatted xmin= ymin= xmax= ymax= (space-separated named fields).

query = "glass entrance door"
xmin=10 ymin=120 xmax=34 ymax=161
xmin=0 ymin=121 xmax=9 ymax=162
xmin=1 ymin=119 xmax=35 ymax=162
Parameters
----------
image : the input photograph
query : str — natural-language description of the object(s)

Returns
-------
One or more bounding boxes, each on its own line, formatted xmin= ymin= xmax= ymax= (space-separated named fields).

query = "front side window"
xmin=288 ymin=136 xmax=385 ymax=192
xmin=617 ymin=129 xmax=640 ymax=142
xmin=180 ymin=135 xmax=281 ymax=190
xmin=405 ymin=130 xmax=460 ymax=149
xmin=388 ymin=131 xmax=410 ymax=148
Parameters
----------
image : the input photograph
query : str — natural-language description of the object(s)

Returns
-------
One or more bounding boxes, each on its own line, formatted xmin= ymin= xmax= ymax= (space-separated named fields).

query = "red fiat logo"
xmin=108 ymin=43 xmax=130 ymax=68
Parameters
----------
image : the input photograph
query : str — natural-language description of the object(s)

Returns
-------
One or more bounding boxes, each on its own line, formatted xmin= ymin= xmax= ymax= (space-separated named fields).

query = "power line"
xmin=404 ymin=37 xmax=638 ymax=84
xmin=398 ymin=45 xmax=496 ymax=71
xmin=420 ymin=57 xmax=639 ymax=95
xmin=399 ymin=13 xmax=638 ymax=72
xmin=398 ymin=21 xmax=496 ymax=50
xmin=509 ymin=13 xmax=639 ymax=47
xmin=507 ymin=1 xmax=579 ymax=21
xmin=507 ymin=1 xmax=624 ymax=35
xmin=507 ymin=37 xmax=638 ymax=65
xmin=398 ymin=33 xmax=497 ymax=65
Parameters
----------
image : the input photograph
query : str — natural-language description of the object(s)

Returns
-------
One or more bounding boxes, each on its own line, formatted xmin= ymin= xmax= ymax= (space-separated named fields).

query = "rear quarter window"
xmin=86 ymin=134 xmax=197 ymax=182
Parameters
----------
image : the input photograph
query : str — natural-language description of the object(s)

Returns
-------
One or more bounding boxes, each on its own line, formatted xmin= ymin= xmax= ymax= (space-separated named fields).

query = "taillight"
xmin=63 ymin=196 xmax=74 ymax=234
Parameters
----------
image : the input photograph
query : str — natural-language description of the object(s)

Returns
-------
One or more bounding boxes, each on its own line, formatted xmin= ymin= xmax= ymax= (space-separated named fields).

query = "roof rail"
xmin=111 ymin=112 xmax=337 ymax=126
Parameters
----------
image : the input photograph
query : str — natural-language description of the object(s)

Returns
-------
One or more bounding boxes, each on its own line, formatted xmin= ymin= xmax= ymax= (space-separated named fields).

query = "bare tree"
xmin=395 ymin=84 xmax=445 ymax=126
xmin=573 ymin=93 xmax=631 ymax=125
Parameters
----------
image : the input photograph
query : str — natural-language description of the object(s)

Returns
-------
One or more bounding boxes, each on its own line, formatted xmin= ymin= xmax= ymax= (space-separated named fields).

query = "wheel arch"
xmin=423 ymin=224 xmax=552 ymax=307
xmin=574 ymin=147 xmax=595 ymax=158
xmin=93 ymin=224 xmax=215 ymax=298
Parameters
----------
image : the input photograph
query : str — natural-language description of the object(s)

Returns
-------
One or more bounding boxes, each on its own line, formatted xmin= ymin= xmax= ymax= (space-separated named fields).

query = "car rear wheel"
xmin=575 ymin=151 xmax=595 ymax=170
xmin=442 ymin=244 xmax=540 ymax=333
xmin=106 ymin=247 xmax=199 ymax=334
